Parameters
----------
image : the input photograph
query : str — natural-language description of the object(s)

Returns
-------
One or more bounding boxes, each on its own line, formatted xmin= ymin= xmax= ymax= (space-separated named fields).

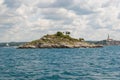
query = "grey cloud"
xmin=118 ymin=13 xmax=120 ymax=19
xmin=50 ymin=0 xmax=94 ymax=15
xmin=43 ymin=14 xmax=71 ymax=21
xmin=52 ymin=0 xmax=73 ymax=8
xmin=42 ymin=10 xmax=65 ymax=20
xmin=68 ymin=6 xmax=95 ymax=15
xmin=4 ymin=0 xmax=21 ymax=9
xmin=62 ymin=20 xmax=73 ymax=25
xmin=44 ymin=16 xmax=63 ymax=20
xmin=37 ymin=0 xmax=73 ymax=8
xmin=40 ymin=8 xmax=72 ymax=21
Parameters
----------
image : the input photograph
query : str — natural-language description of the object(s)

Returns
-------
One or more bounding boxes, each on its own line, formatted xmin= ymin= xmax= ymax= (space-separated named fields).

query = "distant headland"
xmin=88 ymin=34 xmax=120 ymax=46
xmin=18 ymin=31 xmax=103 ymax=48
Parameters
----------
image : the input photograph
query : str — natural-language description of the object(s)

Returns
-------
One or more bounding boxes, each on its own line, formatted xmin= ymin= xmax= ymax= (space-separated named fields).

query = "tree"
xmin=79 ymin=38 xmax=84 ymax=41
xmin=56 ymin=31 xmax=64 ymax=36
xmin=66 ymin=31 xmax=70 ymax=35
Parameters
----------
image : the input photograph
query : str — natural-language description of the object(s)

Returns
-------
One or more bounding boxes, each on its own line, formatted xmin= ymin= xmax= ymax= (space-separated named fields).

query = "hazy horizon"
xmin=0 ymin=0 xmax=120 ymax=42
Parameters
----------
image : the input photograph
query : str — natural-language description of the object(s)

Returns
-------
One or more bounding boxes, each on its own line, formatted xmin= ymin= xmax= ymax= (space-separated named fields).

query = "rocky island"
xmin=18 ymin=32 xmax=103 ymax=48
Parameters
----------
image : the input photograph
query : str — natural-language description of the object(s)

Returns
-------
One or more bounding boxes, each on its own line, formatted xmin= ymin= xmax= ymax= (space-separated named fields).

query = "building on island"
xmin=107 ymin=34 xmax=113 ymax=41
xmin=106 ymin=34 xmax=120 ymax=45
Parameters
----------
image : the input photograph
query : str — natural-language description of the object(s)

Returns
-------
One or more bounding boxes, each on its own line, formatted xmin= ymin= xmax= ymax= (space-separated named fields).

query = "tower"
xmin=107 ymin=34 xmax=113 ymax=41
xmin=107 ymin=34 xmax=110 ymax=40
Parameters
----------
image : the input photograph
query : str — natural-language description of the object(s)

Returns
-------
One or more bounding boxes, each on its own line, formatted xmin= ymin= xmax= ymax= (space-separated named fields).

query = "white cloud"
xmin=0 ymin=0 xmax=4 ymax=4
xmin=0 ymin=0 xmax=120 ymax=42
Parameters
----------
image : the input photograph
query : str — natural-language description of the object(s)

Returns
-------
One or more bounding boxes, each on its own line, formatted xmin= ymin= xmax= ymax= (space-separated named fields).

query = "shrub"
xmin=66 ymin=31 xmax=70 ymax=35
xmin=79 ymin=38 xmax=84 ymax=41
xmin=56 ymin=31 xmax=64 ymax=37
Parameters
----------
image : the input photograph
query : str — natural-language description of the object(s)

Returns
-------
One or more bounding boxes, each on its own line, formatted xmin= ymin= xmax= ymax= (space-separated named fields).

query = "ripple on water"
xmin=0 ymin=46 xmax=120 ymax=80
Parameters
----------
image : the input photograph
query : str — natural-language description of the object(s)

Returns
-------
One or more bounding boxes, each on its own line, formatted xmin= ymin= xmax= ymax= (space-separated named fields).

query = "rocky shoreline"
xmin=18 ymin=32 xmax=103 ymax=49
xmin=18 ymin=43 xmax=103 ymax=49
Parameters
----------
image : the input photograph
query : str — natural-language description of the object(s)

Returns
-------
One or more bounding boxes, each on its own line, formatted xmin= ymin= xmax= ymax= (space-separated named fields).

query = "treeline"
xmin=87 ymin=40 xmax=107 ymax=45
xmin=0 ymin=42 xmax=27 ymax=47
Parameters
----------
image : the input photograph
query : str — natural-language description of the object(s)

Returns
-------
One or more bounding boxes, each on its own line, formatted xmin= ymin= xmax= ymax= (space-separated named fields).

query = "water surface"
xmin=0 ymin=46 xmax=120 ymax=80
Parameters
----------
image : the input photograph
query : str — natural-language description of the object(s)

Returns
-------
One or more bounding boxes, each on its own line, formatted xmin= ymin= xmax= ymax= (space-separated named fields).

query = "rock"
xmin=18 ymin=43 xmax=103 ymax=49
xmin=18 ymin=45 xmax=36 ymax=49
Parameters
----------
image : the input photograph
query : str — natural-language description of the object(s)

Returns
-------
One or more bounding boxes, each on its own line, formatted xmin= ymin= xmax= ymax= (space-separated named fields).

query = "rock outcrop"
xmin=18 ymin=32 xmax=103 ymax=49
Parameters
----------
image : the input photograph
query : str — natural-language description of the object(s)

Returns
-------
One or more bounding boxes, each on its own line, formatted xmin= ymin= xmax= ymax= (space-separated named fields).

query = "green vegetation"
xmin=65 ymin=31 xmax=70 ymax=35
xmin=56 ymin=31 xmax=64 ymax=37
xmin=55 ymin=31 xmax=71 ymax=39
xmin=79 ymin=38 xmax=84 ymax=41
xmin=55 ymin=31 xmax=81 ymax=41
xmin=28 ymin=31 xmax=84 ymax=45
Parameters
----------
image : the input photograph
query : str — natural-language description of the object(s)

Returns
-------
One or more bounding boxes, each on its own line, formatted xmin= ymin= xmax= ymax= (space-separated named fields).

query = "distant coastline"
xmin=0 ymin=42 xmax=26 ymax=47
xmin=1 ymin=33 xmax=120 ymax=48
xmin=88 ymin=35 xmax=120 ymax=46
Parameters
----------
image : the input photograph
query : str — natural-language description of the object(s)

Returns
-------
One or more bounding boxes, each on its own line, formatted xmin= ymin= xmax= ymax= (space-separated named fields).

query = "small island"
xmin=18 ymin=32 xmax=103 ymax=48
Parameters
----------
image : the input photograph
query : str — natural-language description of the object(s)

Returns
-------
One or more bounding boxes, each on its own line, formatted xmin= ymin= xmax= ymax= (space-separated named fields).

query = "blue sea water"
xmin=0 ymin=46 xmax=120 ymax=80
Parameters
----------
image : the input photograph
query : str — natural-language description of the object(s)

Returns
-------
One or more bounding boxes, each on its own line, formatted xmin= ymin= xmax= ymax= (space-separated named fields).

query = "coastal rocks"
xmin=18 ymin=42 xmax=103 ymax=49
xmin=18 ymin=45 xmax=36 ymax=49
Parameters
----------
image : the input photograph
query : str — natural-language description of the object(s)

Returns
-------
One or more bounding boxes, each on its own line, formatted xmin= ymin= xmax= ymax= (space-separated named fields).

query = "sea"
xmin=0 ymin=46 xmax=120 ymax=80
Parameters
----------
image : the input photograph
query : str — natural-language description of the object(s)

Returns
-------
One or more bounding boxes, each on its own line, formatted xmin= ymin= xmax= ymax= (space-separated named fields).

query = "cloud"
xmin=0 ymin=0 xmax=120 ymax=42
xmin=4 ymin=0 xmax=21 ymax=9
xmin=52 ymin=0 xmax=73 ymax=8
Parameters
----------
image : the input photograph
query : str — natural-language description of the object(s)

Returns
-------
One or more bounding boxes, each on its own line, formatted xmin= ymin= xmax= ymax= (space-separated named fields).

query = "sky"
xmin=0 ymin=0 xmax=120 ymax=42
